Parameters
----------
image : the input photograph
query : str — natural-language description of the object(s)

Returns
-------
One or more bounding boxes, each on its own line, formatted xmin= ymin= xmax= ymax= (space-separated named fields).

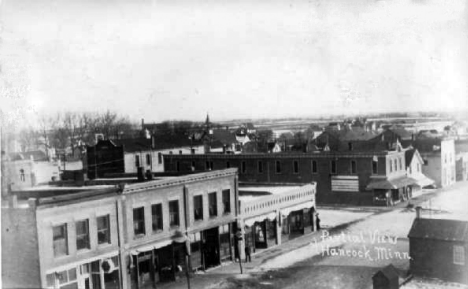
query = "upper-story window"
xmin=275 ymin=161 xmax=281 ymax=174
xmin=293 ymin=161 xmax=299 ymax=174
xmin=389 ymin=160 xmax=393 ymax=173
xmin=258 ymin=161 xmax=263 ymax=173
xmin=330 ymin=160 xmax=337 ymax=174
xmin=312 ymin=160 xmax=318 ymax=174
xmin=394 ymin=159 xmax=398 ymax=172
xmin=351 ymin=160 xmax=357 ymax=174
xmin=194 ymin=195 xmax=203 ymax=221
xmin=152 ymin=204 xmax=163 ymax=232
xmin=146 ymin=154 xmax=151 ymax=166
xmin=179 ymin=150 xmax=183 ymax=155
xmin=169 ymin=200 xmax=180 ymax=227
xmin=76 ymin=219 xmax=90 ymax=250
xmin=453 ymin=245 xmax=465 ymax=265
xmin=209 ymin=192 xmax=217 ymax=217
xmin=222 ymin=189 xmax=231 ymax=214
xmin=417 ymin=163 xmax=421 ymax=173
xmin=135 ymin=155 xmax=140 ymax=168
xmin=158 ymin=153 xmax=162 ymax=164
xmin=53 ymin=224 xmax=68 ymax=257
xmin=97 ymin=215 xmax=111 ymax=245
xmin=399 ymin=158 xmax=402 ymax=170
xmin=372 ymin=159 xmax=378 ymax=174
xmin=133 ymin=207 xmax=146 ymax=236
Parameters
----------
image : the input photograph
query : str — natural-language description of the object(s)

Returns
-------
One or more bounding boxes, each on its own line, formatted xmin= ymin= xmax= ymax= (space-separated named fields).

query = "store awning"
xmin=366 ymin=176 xmax=417 ymax=190
xmin=280 ymin=201 xmax=315 ymax=217
xmin=413 ymin=175 xmax=435 ymax=187
xmin=130 ymin=239 xmax=173 ymax=255
xmin=244 ymin=212 xmax=277 ymax=227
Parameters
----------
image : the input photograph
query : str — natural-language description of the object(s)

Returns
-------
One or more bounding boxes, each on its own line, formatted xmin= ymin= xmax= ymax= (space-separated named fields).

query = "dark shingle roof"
xmin=405 ymin=149 xmax=416 ymax=166
xmin=408 ymin=218 xmax=468 ymax=242
xmin=373 ymin=264 xmax=400 ymax=281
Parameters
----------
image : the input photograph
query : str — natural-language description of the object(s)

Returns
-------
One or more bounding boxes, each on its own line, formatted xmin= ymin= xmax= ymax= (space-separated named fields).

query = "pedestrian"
xmin=316 ymin=213 xmax=321 ymax=231
xmin=245 ymin=244 xmax=252 ymax=262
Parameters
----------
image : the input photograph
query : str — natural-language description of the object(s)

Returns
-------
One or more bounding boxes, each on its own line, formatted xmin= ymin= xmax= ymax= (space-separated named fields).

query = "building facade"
xmin=163 ymin=150 xmax=416 ymax=206
xmin=2 ymin=169 xmax=239 ymax=289
xmin=408 ymin=218 xmax=468 ymax=285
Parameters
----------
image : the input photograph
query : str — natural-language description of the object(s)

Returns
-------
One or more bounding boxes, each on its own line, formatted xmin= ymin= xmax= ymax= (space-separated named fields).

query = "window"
xmin=19 ymin=168 xmax=25 ymax=182
xmin=258 ymin=161 xmax=263 ymax=173
xmin=158 ymin=153 xmax=162 ymax=164
xmin=53 ymin=268 xmax=77 ymax=288
xmin=133 ymin=207 xmax=145 ymax=236
xmin=241 ymin=161 xmax=246 ymax=174
xmin=222 ymin=189 xmax=231 ymax=214
xmin=351 ymin=160 xmax=357 ymax=174
xmin=97 ymin=215 xmax=111 ymax=245
xmin=372 ymin=159 xmax=378 ymax=174
xmin=226 ymin=161 xmax=230 ymax=168
xmin=330 ymin=160 xmax=337 ymax=174
xmin=275 ymin=161 xmax=281 ymax=174
xmin=206 ymin=161 xmax=213 ymax=170
xmin=453 ymin=245 xmax=465 ymax=265
xmin=399 ymin=158 xmax=402 ymax=170
xmin=394 ymin=159 xmax=398 ymax=171
xmin=169 ymin=200 xmax=180 ymax=227
xmin=293 ymin=161 xmax=299 ymax=174
xmin=152 ymin=204 xmax=163 ymax=232
xmin=146 ymin=154 xmax=151 ymax=166
xmin=194 ymin=196 xmax=203 ymax=221
xmin=389 ymin=160 xmax=393 ymax=173
xmin=191 ymin=148 xmax=195 ymax=154
xmin=209 ymin=192 xmax=217 ymax=217
xmin=76 ymin=219 xmax=90 ymax=250
xmin=169 ymin=151 xmax=173 ymax=155
xmin=53 ymin=224 xmax=68 ymax=257
xmin=417 ymin=163 xmax=420 ymax=173
xmin=312 ymin=160 xmax=317 ymax=174
xmin=135 ymin=155 xmax=140 ymax=168
xmin=179 ymin=150 xmax=182 ymax=155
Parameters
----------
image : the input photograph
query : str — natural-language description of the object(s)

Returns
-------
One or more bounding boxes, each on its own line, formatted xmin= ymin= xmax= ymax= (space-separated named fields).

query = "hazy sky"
xmin=1 ymin=0 xmax=467 ymax=126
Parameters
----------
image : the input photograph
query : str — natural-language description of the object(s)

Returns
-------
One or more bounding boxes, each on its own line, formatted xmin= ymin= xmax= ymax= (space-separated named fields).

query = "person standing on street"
xmin=245 ymin=244 xmax=252 ymax=262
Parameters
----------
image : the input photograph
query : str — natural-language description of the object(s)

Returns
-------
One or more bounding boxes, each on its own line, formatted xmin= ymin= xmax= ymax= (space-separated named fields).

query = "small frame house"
xmin=408 ymin=218 xmax=468 ymax=285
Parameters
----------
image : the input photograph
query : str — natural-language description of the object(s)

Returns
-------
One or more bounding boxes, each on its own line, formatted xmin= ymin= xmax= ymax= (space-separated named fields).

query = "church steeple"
xmin=204 ymin=113 xmax=213 ymax=135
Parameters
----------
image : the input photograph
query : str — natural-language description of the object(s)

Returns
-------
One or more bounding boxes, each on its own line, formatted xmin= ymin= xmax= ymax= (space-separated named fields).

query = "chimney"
xmin=415 ymin=206 xmax=422 ymax=219
xmin=141 ymin=118 xmax=144 ymax=129
xmin=151 ymin=135 xmax=155 ymax=149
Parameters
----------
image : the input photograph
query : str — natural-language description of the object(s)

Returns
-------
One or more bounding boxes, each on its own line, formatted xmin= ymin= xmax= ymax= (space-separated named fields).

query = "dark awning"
xmin=366 ymin=176 xmax=417 ymax=190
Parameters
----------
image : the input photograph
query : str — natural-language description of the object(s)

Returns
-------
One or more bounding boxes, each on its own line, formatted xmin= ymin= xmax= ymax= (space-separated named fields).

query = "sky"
xmin=1 ymin=0 xmax=467 ymax=127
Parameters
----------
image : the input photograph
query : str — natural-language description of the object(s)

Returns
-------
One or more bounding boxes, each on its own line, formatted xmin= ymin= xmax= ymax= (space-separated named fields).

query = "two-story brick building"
xmin=163 ymin=148 xmax=416 ymax=206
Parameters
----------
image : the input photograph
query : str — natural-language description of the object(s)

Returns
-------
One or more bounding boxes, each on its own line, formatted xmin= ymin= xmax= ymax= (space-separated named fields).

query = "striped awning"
xmin=244 ymin=212 xmax=277 ymax=227
xmin=280 ymin=201 xmax=315 ymax=217
xmin=366 ymin=176 xmax=417 ymax=190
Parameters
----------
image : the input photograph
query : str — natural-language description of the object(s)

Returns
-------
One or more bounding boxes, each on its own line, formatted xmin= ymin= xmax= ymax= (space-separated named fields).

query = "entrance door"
xmin=203 ymin=227 xmax=220 ymax=269
xmin=254 ymin=222 xmax=267 ymax=249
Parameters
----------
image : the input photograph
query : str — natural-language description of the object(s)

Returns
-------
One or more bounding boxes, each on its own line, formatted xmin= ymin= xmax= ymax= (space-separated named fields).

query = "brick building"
xmin=163 ymin=149 xmax=416 ymax=206
xmin=2 ymin=169 xmax=238 ymax=289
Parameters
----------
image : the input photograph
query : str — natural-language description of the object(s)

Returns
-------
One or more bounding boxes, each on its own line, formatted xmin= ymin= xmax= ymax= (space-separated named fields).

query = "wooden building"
xmin=408 ymin=218 xmax=468 ymax=285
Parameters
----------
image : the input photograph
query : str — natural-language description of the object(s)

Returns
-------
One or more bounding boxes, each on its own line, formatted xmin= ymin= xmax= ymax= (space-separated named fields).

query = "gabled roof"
xmin=211 ymin=129 xmax=238 ymax=145
xmin=373 ymin=264 xmax=400 ymax=281
xmin=408 ymin=218 xmax=468 ymax=242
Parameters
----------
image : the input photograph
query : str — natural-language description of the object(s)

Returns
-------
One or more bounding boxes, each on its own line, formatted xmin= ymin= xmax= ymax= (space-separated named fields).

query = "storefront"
xmin=45 ymin=253 xmax=121 ymax=289
xmin=367 ymin=177 xmax=417 ymax=206
xmin=280 ymin=201 xmax=315 ymax=243
xmin=244 ymin=212 xmax=277 ymax=252
xmin=129 ymin=239 xmax=174 ymax=289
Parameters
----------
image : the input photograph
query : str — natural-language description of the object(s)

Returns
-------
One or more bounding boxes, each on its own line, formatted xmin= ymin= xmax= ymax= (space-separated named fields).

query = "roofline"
xmin=121 ymin=168 xmax=238 ymax=194
xmin=163 ymin=151 xmax=402 ymax=159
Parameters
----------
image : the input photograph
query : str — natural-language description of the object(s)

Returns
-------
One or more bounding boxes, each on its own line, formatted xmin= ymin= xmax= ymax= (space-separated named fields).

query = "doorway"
xmin=203 ymin=227 xmax=220 ymax=269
